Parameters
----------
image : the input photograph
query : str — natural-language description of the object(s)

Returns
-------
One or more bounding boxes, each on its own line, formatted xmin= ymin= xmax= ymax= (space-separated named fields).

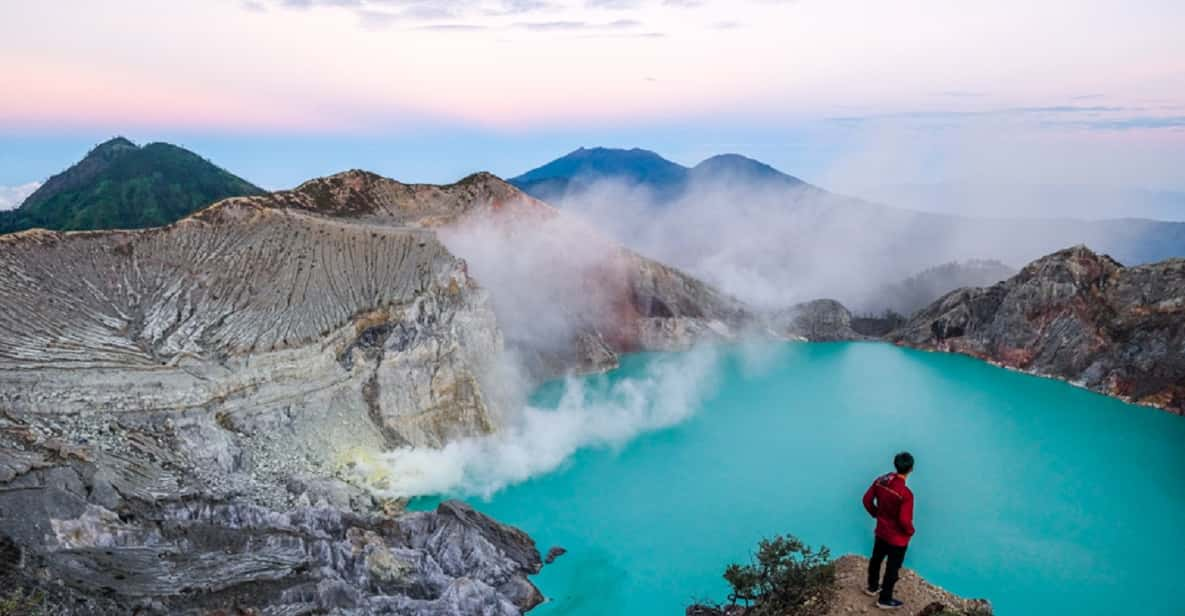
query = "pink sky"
xmin=2 ymin=0 xmax=1184 ymax=198
xmin=2 ymin=0 xmax=1183 ymax=133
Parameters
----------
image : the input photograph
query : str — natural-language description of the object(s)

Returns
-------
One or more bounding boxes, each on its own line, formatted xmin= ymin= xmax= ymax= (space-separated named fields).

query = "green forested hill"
xmin=0 ymin=137 xmax=263 ymax=234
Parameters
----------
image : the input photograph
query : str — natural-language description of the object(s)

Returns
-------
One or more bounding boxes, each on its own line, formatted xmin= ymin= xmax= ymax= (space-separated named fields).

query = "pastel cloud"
xmin=0 ymin=0 xmax=1180 ymax=134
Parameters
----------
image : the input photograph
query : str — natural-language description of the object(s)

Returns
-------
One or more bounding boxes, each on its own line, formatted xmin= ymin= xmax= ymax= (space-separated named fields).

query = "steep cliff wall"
xmin=891 ymin=246 xmax=1185 ymax=414
xmin=245 ymin=169 xmax=752 ymax=376
xmin=0 ymin=167 xmax=762 ymax=613
xmin=0 ymin=201 xmax=503 ymax=448
xmin=0 ymin=199 xmax=542 ymax=613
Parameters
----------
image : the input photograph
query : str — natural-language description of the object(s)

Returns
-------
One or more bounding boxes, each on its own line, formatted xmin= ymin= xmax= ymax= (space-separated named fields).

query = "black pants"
xmin=867 ymin=536 xmax=908 ymax=603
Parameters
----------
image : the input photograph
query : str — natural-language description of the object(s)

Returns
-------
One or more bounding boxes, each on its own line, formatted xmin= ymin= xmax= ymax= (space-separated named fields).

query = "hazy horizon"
xmin=2 ymin=0 xmax=1184 ymax=219
xmin=5 ymin=137 xmax=1185 ymax=222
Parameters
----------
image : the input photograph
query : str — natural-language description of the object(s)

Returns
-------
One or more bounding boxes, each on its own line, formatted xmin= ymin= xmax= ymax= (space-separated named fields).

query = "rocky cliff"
xmin=0 ymin=201 xmax=502 ymax=449
xmin=0 ymin=169 xmax=756 ymax=613
xmin=0 ymin=197 xmax=544 ymax=613
xmin=240 ymin=169 xmax=752 ymax=376
xmin=891 ymin=246 xmax=1185 ymax=414
xmin=767 ymin=299 xmax=866 ymax=342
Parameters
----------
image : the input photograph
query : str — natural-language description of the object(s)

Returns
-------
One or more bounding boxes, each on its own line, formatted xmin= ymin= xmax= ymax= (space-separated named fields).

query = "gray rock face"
xmin=0 ymin=169 xmax=757 ymax=613
xmin=0 ymin=201 xmax=503 ymax=450
xmin=768 ymin=299 xmax=865 ymax=342
xmin=0 ymin=408 xmax=541 ymax=615
xmin=254 ymin=170 xmax=753 ymax=376
xmin=0 ymin=197 xmax=542 ymax=612
xmin=891 ymin=245 xmax=1185 ymax=414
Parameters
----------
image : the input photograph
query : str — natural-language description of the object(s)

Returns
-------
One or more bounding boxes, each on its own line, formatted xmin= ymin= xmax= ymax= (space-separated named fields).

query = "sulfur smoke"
xmin=353 ymin=346 xmax=721 ymax=499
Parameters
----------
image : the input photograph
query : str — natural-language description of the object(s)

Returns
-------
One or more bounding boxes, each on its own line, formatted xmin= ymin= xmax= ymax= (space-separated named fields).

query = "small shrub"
xmin=718 ymin=534 xmax=836 ymax=616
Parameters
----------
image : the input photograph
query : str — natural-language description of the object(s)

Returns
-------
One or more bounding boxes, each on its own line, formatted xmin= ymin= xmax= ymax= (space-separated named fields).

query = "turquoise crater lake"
xmin=419 ymin=343 xmax=1185 ymax=615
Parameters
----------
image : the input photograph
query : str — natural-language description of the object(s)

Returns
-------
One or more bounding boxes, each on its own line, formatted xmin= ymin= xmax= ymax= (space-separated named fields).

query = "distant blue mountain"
xmin=506 ymin=145 xmax=1185 ymax=312
xmin=509 ymin=147 xmax=809 ymax=204
xmin=513 ymin=147 xmax=685 ymax=187
xmin=690 ymin=153 xmax=807 ymax=190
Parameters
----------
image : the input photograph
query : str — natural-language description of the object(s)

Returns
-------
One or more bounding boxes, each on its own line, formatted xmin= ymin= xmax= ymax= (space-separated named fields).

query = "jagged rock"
xmin=768 ymin=299 xmax=865 ymax=342
xmin=0 ymin=409 xmax=542 ymax=615
xmin=0 ymin=193 xmax=534 ymax=612
xmin=246 ymin=169 xmax=752 ymax=375
xmin=891 ymin=245 xmax=1185 ymax=414
xmin=543 ymin=547 xmax=566 ymax=565
xmin=0 ymin=169 xmax=755 ymax=613
xmin=0 ymin=202 xmax=503 ymax=452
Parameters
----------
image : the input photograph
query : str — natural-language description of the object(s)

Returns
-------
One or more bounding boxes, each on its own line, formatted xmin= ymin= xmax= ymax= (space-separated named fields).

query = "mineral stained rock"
xmin=0 ymin=201 xmax=503 ymax=450
xmin=0 ymin=169 xmax=756 ymax=613
xmin=0 ymin=196 xmax=542 ymax=613
xmin=891 ymin=245 xmax=1185 ymax=414
xmin=0 ymin=406 xmax=543 ymax=614
xmin=244 ymin=169 xmax=753 ymax=376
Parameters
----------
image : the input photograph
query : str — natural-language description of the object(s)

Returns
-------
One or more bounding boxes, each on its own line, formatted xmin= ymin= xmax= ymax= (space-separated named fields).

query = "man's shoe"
xmin=862 ymin=587 xmax=880 ymax=597
xmin=876 ymin=599 xmax=905 ymax=610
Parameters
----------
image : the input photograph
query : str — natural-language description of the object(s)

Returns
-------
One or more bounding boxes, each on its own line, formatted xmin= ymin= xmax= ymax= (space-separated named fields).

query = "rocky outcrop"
xmin=238 ymin=169 xmax=545 ymax=227
xmin=0 ymin=201 xmax=502 ymax=449
xmin=768 ymin=299 xmax=865 ymax=342
xmin=830 ymin=555 xmax=991 ymax=615
xmin=891 ymin=246 xmax=1185 ymax=414
xmin=0 ymin=168 xmax=756 ymax=613
xmin=0 ymin=407 xmax=542 ymax=614
xmin=246 ymin=169 xmax=752 ymax=376
xmin=0 ymin=197 xmax=543 ymax=612
xmin=686 ymin=555 xmax=990 ymax=616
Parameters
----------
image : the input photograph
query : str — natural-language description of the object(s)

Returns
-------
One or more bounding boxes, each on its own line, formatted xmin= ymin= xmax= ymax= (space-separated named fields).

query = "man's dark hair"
xmin=894 ymin=452 xmax=915 ymax=475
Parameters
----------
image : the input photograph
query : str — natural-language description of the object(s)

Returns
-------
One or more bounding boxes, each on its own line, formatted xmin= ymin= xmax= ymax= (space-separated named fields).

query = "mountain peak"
xmin=1025 ymin=244 xmax=1124 ymax=274
xmin=256 ymin=169 xmax=543 ymax=225
xmin=83 ymin=136 xmax=140 ymax=163
xmin=2 ymin=139 xmax=262 ymax=234
xmin=510 ymin=146 xmax=818 ymax=206
xmin=94 ymin=136 xmax=137 ymax=151
xmin=454 ymin=170 xmax=506 ymax=186
xmin=513 ymin=147 xmax=684 ymax=184
xmin=509 ymin=146 xmax=688 ymax=204
xmin=691 ymin=153 xmax=805 ymax=187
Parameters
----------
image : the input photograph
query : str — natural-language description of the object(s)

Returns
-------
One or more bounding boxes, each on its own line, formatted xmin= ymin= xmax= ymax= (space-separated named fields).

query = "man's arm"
xmin=862 ymin=483 xmax=877 ymax=518
xmin=899 ymin=491 xmax=915 ymax=537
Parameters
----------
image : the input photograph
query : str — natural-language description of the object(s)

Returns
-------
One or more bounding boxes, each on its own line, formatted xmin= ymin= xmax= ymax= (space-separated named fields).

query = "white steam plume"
xmin=351 ymin=345 xmax=720 ymax=499
xmin=550 ymin=160 xmax=1177 ymax=315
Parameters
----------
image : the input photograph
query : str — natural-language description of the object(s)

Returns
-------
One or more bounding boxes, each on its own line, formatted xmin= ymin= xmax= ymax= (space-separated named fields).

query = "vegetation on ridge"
xmin=690 ymin=534 xmax=837 ymax=616
xmin=0 ymin=137 xmax=263 ymax=234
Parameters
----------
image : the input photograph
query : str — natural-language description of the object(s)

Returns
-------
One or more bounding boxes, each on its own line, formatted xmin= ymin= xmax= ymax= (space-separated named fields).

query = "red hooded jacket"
xmin=863 ymin=472 xmax=915 ymax=547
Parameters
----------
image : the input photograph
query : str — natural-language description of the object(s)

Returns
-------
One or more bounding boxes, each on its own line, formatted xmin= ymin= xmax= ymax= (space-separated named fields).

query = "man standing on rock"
xmin=862 ymin=451 xmax=916 ymax=610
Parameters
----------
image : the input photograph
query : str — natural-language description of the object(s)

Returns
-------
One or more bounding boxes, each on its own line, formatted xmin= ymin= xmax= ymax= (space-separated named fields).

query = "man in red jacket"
xmin=862 ymin=451 xmax=915 ymax=610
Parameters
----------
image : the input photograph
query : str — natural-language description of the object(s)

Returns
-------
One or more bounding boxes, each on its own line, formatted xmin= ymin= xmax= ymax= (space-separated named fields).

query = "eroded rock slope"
xmin=0 ymin=168 xmax=759 ymax=614
xmin=240 ymin=169 xmax=752 ymax=375
xmin=891 ymin=246 xmax=1185 ymax=414
xmin=0 ymin=201 xmax=501 ymax=449
xmin=0 ymin=198 xmax=541 ymax=613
